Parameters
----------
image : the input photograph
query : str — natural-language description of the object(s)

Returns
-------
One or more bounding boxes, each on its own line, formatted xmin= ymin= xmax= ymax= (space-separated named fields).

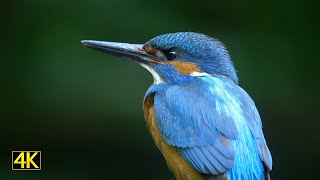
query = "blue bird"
xmin=82 ymin=32 xmax=272 ymax=180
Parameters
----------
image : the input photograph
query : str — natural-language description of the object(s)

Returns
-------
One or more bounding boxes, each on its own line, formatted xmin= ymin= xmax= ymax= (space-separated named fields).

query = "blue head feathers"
xmin=143 ymin=32 xmax=238 ymax=84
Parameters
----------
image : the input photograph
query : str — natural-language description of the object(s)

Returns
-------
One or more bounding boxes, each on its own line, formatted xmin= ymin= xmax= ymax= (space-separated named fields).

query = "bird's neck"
xmin=152 ymin=64 xmax=195 ymax=85
xmin=195 ymin=59 xmax=238 ymax=84
xmin=150 ymin=63 xmax=238 ymax=85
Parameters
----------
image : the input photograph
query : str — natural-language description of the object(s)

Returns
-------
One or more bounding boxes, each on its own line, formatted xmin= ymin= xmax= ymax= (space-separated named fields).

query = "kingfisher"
xmin=81 ymin=32 xmax=272 ymax=180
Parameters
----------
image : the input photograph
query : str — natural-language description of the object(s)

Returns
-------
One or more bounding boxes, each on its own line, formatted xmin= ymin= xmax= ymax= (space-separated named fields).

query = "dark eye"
xmin=162 ymin=50 xmax=177 ymax=61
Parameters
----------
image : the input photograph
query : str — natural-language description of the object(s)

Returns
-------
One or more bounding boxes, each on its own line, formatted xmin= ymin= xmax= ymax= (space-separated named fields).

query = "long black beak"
xmin=81 ymin=40 xmax=159 ymax=64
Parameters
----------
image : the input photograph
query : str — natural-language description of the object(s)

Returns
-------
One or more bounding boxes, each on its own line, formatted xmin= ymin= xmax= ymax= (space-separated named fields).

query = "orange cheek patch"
xmin=167 ymin=61 xmax=200 ymax=76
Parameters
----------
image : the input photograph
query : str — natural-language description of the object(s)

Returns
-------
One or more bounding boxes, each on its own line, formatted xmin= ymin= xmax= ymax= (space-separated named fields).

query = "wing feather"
xmin=147 ymin=77 xmax=272 ymax=174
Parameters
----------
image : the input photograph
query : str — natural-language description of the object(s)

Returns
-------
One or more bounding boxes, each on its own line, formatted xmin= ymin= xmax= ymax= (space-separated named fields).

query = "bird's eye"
xmin=163 ymin=50 xmax=177 ymax=61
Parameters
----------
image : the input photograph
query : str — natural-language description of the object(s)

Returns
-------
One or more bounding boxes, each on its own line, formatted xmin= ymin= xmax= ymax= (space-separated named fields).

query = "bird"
xmin=81 ymin=32 xmax=272 ymax=180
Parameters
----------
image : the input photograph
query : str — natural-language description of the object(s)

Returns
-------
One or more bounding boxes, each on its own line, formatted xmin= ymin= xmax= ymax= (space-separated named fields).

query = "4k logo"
xmin=12 ymin=151 xmax=41 ymax=170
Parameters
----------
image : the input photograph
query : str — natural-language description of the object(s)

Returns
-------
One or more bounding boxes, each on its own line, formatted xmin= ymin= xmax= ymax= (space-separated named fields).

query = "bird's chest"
xmin=143 ymin=93 xmax=204 ymax=180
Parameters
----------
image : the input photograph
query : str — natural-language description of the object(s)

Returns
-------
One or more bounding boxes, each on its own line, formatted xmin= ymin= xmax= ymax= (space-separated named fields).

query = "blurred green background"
xmin=1 ymin=0 xmax=319 ymax=179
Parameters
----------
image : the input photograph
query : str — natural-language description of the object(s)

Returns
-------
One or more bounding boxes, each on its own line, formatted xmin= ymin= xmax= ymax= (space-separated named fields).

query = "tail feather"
xmin=204 ymin=170 xmax=271 ymax=180
xmin=205 ymin=173 xmax=229 ymax=180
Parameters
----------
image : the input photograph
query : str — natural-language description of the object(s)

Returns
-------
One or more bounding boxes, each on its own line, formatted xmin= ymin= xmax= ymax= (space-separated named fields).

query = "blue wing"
xmin=145 ymin=77 xmax=272 ymax=175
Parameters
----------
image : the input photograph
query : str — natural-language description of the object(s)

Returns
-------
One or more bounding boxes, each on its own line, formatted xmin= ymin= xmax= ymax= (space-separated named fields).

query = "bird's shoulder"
xmin=145 ymin=77 xmax=243 ymax=144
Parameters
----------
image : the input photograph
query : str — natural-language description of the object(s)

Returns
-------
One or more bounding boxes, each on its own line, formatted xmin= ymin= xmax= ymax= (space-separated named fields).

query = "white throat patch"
xmin=140 ymin=64 xmax=165 ymax=84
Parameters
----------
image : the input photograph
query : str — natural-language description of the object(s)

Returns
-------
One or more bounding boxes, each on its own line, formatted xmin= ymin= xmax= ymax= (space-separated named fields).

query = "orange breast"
xmin=143 ymin=93 xmax=204 ymax=180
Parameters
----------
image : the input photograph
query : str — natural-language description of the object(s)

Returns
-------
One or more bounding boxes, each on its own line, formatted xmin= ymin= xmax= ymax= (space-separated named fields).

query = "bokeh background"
xmin=1 ymin=0 xmax=319 ymax=179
